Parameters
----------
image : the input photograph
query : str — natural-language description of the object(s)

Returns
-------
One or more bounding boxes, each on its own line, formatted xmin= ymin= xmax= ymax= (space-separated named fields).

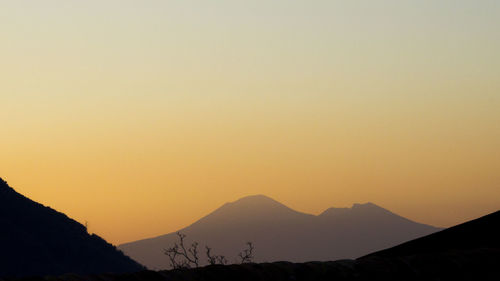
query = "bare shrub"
xmin=164 ymin=233 xmax=253 ymax=269
xmin=238 ymin=242 xmax=254 ymax=263
xmin=164 ymin=233 xmax=199 ymax=269
xmin=206 ymin=246 xmax=228 ymax=265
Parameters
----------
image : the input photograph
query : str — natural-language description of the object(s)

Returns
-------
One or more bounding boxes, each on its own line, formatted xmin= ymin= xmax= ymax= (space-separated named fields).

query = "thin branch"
xmin=206 ymin=246 xmax=227 ymax=265
xmin=238 ymin=242 xmax=254 ymax=263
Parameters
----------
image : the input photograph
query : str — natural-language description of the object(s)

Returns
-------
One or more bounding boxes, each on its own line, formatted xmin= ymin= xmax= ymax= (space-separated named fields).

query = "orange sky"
xmin=1 ymin=1 xmax=499 ymax=245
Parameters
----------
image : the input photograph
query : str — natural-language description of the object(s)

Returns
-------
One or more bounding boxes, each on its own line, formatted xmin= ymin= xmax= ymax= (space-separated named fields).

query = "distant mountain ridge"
xmin=0 ymin=178 xmax=143 ymax=278
xmin=119 ymin=194 xmax=441 ymax=270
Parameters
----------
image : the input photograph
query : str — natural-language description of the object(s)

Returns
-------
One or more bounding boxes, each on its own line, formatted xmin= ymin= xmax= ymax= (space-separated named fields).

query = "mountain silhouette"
xmin=119 ymin=194 xmax=440 ymax=270
xmin=0 ymin=178 xmax=143 ymax=278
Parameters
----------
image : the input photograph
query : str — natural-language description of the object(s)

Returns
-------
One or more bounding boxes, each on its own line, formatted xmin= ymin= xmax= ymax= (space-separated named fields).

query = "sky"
xmin=1 ymin=0 xmax=499 ymax=245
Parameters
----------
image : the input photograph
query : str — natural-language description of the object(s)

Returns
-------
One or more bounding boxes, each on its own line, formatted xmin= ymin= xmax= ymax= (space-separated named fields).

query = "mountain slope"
xmin=13 ymin=210 xmax=500 ymax=281
xmin=361 ymin=209 xmax=500 ymax=258
xmin=119 ymin=195 xmax=440 ymax=270
xmin=352 ymin=209 xmax=500 ymax=280
xmin=0 ymin=178 xmax=143 ymax=278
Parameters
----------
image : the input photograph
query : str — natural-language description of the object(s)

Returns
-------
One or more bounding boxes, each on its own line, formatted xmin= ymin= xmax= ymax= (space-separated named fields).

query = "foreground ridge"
xmin=5 ymin=209 xmax=499 ymax=281
xmin=0 ymin=178 xmax=144 ymax=278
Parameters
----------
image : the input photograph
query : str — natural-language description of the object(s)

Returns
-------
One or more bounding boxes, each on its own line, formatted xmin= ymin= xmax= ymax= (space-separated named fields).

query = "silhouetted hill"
xmin=0 ymin=178 xmax=143 ymax=278
xmin=352 ymin=209 xmax=500 ymax=280
xmin=361 ymin=210 xmax=500 ymax=258
xmin=9 ymin=210 xmax=500 ymax=281
xmin=119 ymin=195 xmax=440 ymax=269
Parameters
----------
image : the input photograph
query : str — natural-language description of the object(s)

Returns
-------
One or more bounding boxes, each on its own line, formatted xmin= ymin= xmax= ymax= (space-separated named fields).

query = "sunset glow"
xmin=1 ymin=0 xmax=499 ymax=244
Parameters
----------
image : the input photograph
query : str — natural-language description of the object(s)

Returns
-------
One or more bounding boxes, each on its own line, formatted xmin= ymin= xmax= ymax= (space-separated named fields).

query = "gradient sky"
xmin=1 ymin=0 xmax=499 ymax=245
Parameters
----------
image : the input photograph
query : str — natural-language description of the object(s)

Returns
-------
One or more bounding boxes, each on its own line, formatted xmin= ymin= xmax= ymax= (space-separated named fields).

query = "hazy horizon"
xmin=1 ymin=1 xmax=499 ymax=245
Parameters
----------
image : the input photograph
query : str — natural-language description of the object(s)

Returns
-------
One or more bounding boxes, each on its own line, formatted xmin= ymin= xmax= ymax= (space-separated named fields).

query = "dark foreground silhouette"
xmin=3 ymin=210 xmax=500 ymax=281
xmin=0 ymin=178 xmax=143 ymax=278
xmin=2 ymin=175 xmax=498 ymax=281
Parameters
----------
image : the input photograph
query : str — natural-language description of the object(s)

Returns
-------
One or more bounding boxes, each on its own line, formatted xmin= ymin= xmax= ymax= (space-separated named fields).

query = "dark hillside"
xmin=361 ymin=210 xmax=500 ymax=258
xmin=0 ymin=178 xmax=143 ymax=278
xmin=5 ymin=209 xmax=498 ymax=281
xmin=352 ymin=209 xmax=500 ymax=280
